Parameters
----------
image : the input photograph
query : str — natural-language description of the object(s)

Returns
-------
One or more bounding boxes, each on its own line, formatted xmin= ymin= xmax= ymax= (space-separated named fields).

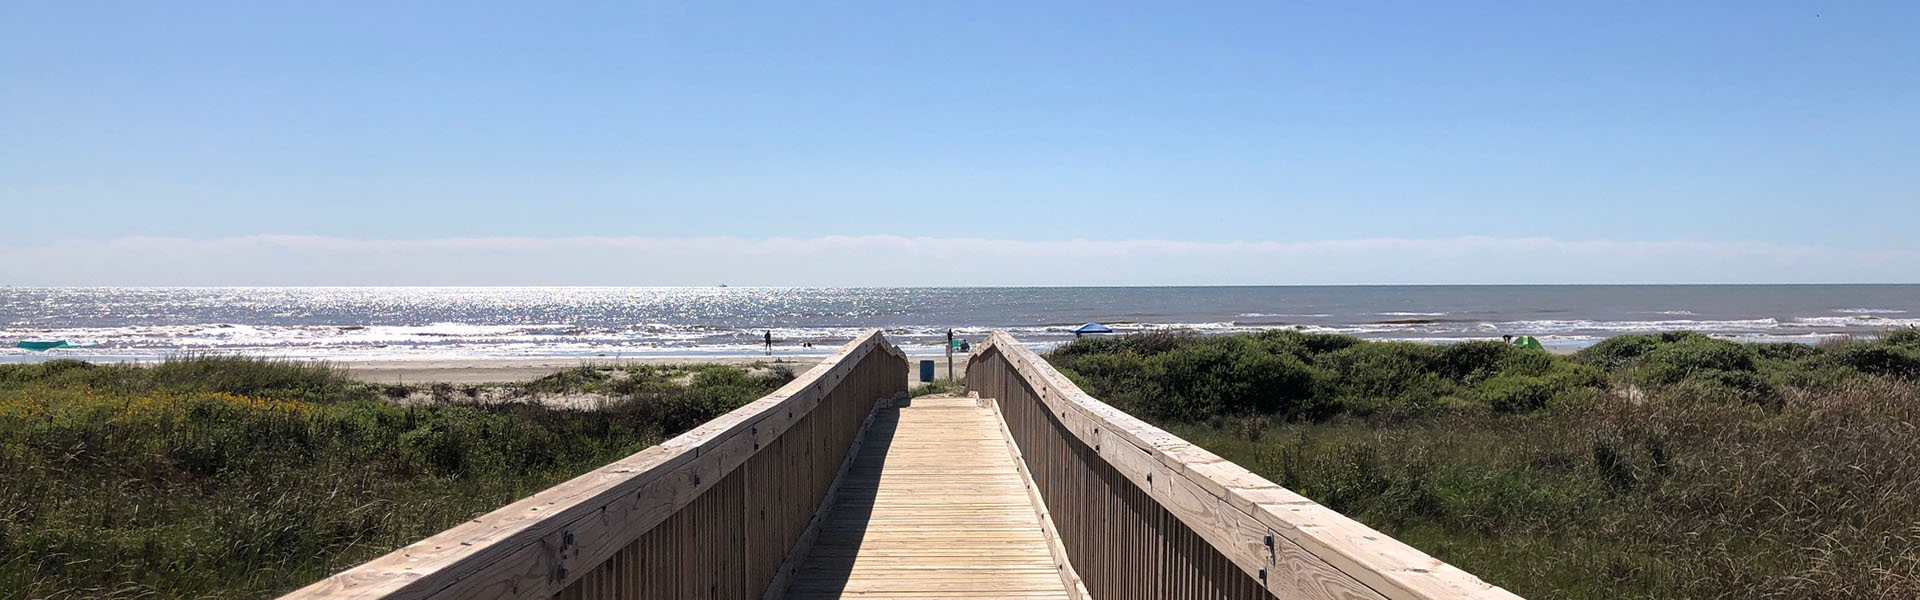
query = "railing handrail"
xmin=283 ymin=330 xmax=907 ymax=600
xmin=972 ymin=331 xmax=1521 ymax=600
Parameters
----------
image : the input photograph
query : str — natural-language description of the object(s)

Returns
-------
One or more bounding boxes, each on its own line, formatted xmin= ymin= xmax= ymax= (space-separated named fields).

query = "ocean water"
xmin=2 ymin=285 xmax=1917 ymax=362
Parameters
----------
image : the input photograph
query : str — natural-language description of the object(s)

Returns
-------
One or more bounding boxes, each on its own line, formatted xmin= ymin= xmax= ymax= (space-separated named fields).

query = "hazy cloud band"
xmin=1 ymin=235 xmax=1912 ymax=285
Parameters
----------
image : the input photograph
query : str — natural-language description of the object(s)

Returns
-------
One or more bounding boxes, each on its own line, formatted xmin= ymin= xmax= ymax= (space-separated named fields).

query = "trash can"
xmin=919 ymin=360 xmax=935 ymax=383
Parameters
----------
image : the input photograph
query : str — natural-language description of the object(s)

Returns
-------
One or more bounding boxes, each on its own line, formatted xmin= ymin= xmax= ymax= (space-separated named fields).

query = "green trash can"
xmin=919 ymin=360 xmax=935 ymax=383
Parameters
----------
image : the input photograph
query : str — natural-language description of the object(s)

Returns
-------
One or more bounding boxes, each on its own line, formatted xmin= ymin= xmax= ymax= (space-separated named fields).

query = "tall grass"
xmin=0 ymin=357 xmax=789 ymax=599
xmin=0 ymin=356 xmax=369 ymax=403
xmin=1051 ymin=329 xmax=1920 ymax=600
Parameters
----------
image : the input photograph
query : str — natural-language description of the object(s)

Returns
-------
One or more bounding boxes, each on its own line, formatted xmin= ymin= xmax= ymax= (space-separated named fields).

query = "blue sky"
xmin=2 ymin=2 xmax=1916 ymax=284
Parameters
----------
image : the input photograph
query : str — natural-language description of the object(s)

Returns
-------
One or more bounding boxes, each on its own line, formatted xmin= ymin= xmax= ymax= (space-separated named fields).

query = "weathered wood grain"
xmin=983 ymin=395 xmax=1093 ymax=600
xmin=282 ymin=330 xmax=906 ymax=600
xmin=967 ymin=331 xmax=1523 ymax=600
xmin=755 ymin=389 xmax=893 ymax=600
xmin=282 ymin=328 xmax=1514 ymax=600
xmin=778 ymin=396 xmax=1075 ymax=600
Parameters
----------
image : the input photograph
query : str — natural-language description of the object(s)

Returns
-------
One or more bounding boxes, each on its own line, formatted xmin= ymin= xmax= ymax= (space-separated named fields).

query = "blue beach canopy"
xmin=1072 ymin=323 xmax=1113 ymax=335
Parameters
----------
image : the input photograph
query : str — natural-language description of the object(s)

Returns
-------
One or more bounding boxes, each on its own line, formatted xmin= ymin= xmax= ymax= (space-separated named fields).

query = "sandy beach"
xmin=338 ymin=353 xmax=972 ymax=385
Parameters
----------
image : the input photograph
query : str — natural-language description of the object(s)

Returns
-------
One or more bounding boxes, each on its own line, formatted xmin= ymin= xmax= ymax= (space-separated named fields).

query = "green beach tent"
xmin=1510 ymin=335 xmax=1545 ymax=351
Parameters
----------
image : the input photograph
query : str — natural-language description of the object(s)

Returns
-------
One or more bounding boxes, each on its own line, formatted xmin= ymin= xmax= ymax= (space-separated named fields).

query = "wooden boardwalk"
xmin=783 ymin=395 xmax=1071 ymax=599
xmin=288 ymin=332 xmax=1516 ymax=600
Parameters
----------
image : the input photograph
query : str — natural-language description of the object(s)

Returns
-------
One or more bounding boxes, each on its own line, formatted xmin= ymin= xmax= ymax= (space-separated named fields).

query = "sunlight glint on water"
xmin=2 ymin=285 xmax=1917 ymax=362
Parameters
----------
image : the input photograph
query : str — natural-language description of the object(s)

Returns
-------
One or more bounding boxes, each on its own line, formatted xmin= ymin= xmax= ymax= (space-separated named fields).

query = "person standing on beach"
xmin=764 ymin=330 xmax=773 ymax=355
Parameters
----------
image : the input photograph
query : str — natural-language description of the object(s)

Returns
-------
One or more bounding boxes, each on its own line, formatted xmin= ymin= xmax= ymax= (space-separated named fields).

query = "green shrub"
xmin=1051 ymin=351 xmax=1144 ymax=400
xmin=1048 ymin=336 xmax=1121 ymax=360
xmin=1059 ymin=369 xmax=1098 ymax=396
xmin=1322 ymin=342 xmax=1452 ymax=413
xmin=1299 ymin=332 xmax=1364 ymax=354
xmin=1498 ymin=346 xmax=1561 ymax=377
xmin=1653 ymin=370 xmax=1775 ymax=405
xmin=1752 ymin=342 xmax=1820 ymax=362
xmin=0 ymin=359 xmax=95 ymax=386
xmin=1134 ymin=339 xmax=1243 ymax=420
xmin=1137 ymin=338 xmax=1321 ymax=421
xmin=1471 ymin=375 xmax=1561 ymax=412
xmin=1574 ymin=333 xmax=1666 ymax=371
xmin=608 ymin=365 xmax=682 ymax=396
xmin=689 ymin=365 xmax=752 ymax=388
xmin=1632 ymin=335 xmax=1755 ymax=383
xmin=1051 ymin=330 xmax=1196 ymax=359
xmin=1884 ymin=328 xmax=1920 ymax=346
xmin=1055 ymin=331 xmax=1622 ymax=420
xmin=1051 ymin=329 xmax=1920 ymax=420
xmin=645 ymin=387 xmax=738 ymax=433
xmin=1249 ymin=329 xmax=1359 ymax=356
xmin=1435 ymin=341 xmax=1524 ymax=385
xmin=1828 ymin=344 xmax=1920 ymax=379
xmin=764 ymin=364 xmax=798 ymax=385
xmin=524 ymin=365 xmax=612 ymax=394
xmin=1469 ymin=363 xmax=1605 ymax=413
xmin=1773 ymin=363 xmax=1860 ymax=391
xmin=1614 ymin=335 xmax=1775 ymax=403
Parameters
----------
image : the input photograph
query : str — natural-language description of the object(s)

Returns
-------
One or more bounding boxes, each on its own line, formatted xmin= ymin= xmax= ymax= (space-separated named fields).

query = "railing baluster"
xmin=281 ymin=331 xmax=907 ymax=600
xmin=968 ymin=330 xmax=1523 ymax=600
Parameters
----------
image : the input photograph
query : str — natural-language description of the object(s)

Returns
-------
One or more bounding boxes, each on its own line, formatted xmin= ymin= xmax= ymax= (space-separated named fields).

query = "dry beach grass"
xmin=0 ymin=357 xmax=789 ymax=599
xmin=1050 ymin=330 xmax=1920 ymax=600
xmin=6 ymin=330 xmax=1919 ymax=599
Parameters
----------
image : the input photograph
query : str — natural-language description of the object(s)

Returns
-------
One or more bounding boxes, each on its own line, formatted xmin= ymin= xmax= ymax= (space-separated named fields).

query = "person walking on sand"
xmin=764 ymin=330 xmax=773 ymax=355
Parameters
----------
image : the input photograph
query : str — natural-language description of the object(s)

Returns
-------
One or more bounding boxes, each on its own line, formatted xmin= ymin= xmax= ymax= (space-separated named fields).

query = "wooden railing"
xmin=286 ymin=328 xmax=1519 ymax=600
xmin=282 ymin=330 xmax=907 ymax=600
xmin=967 ymin=331 xmax=1523 ymax=600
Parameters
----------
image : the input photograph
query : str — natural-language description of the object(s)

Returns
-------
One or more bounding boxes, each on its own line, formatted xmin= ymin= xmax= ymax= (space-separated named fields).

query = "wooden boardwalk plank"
xmin=782 ymin=396 xmax=1072 ymax=600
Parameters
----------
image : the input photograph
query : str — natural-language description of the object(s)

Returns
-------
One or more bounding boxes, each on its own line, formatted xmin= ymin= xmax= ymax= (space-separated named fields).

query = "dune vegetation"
xmin=8 ymin=331 xmax=1917 ymax=599
xmin=0 ymin=357 xmax=790 ymax=599
xmin=1045 ymin=329 xmax=1920 ymax=599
